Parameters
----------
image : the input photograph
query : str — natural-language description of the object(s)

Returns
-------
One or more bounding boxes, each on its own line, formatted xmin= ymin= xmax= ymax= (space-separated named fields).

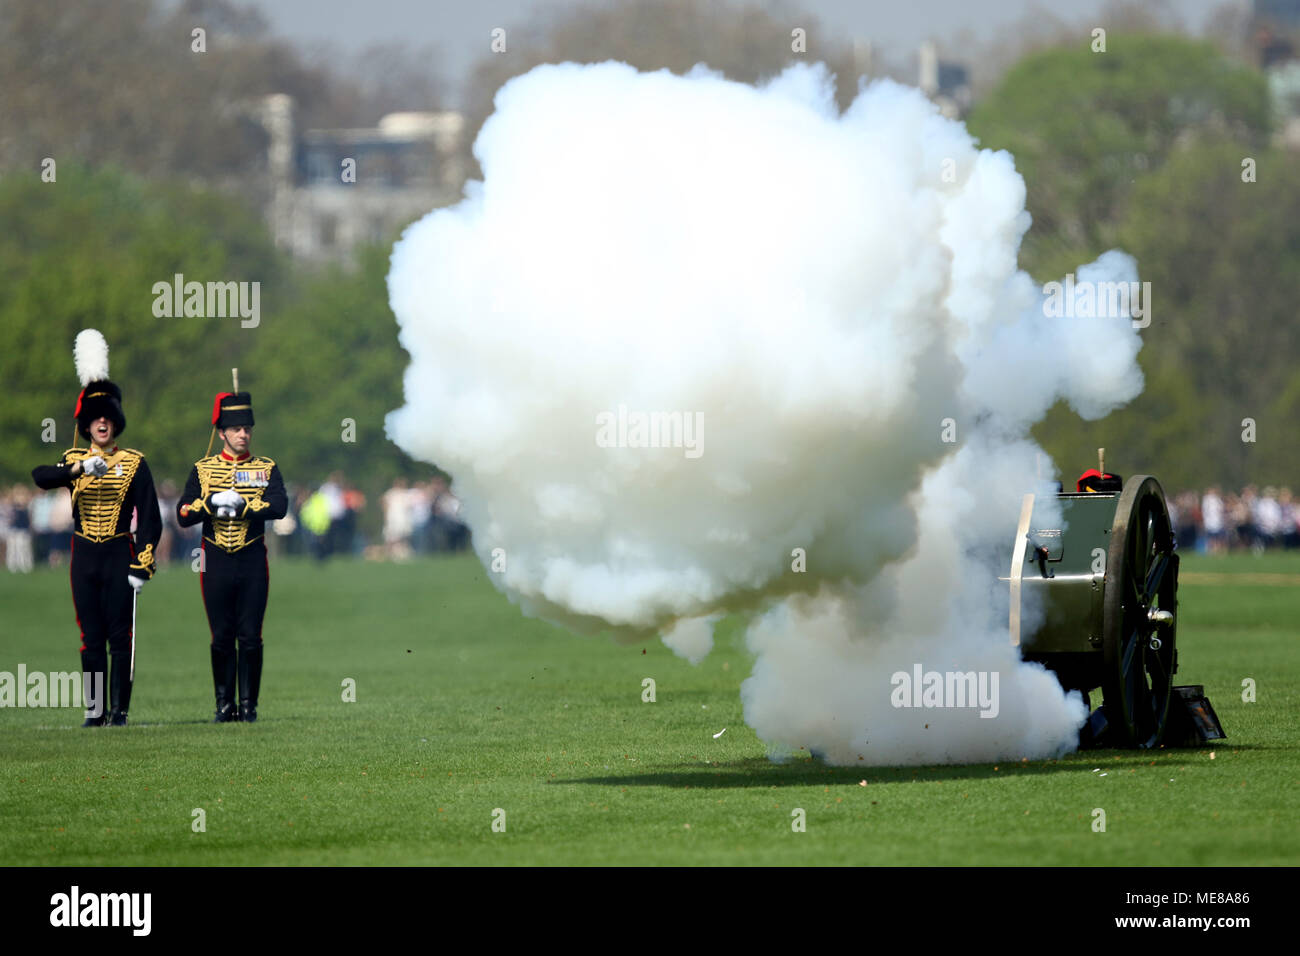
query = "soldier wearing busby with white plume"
xmin=32 ymin=330 xmax=161 ymax=727
xmin=178 ymin=381 xmax=286 ymax=722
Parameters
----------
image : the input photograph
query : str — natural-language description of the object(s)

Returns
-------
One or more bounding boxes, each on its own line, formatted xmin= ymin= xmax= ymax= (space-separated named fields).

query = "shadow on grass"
xmin=561 ymin=757 xmax=1053 ymax=788
xmin=165 ymin=717 xmax=289 ymax=726
xmin=557 ymin=746 xmax=1255 ymax=789
xmin=81 ymin=717 xmax=293 ymax=727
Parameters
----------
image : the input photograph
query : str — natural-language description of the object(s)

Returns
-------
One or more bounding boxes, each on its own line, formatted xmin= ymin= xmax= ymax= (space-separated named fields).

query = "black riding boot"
xmin=211 ymin=646 xmax=237 ymax=723
xmin=237 ymin=643 xmax=262 ymax=723
xmin=108 ymin=652 xmax=132 ymax=726
xmin=80 ymin=650 xmax=107 ymax=727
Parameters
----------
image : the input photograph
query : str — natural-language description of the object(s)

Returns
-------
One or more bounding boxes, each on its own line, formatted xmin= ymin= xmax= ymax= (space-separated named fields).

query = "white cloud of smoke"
xmin=386 ymin=61 xmax=1144 ymax=765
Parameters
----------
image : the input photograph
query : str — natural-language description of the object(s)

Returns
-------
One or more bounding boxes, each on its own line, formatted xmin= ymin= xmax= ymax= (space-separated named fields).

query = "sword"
xmin=130 ymin=584 xmax=138 ymax=682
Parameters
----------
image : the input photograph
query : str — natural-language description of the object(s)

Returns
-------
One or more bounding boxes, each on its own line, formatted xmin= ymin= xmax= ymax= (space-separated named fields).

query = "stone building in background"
xmin=918 ymin=41 xmax=972 ymax=119
xmin=260 ymin=94 xmax=465 ymax=264
xmin=1252 ymin=0 xmax=1300 ymax=149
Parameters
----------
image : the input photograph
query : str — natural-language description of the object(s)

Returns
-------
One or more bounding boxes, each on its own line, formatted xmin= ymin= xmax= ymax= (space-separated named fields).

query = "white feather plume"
xmin=74 ymin=329 xmax=110 ymax=386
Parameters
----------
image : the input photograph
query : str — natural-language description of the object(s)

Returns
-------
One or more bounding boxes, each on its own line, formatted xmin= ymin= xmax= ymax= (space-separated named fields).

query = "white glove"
xmin=217 ymin=506 xmax=237 ymax=519
xmin=212 ymin=490 xmax=245 ymax=508
xmin=127 ymin=574 xmax=146 ymax=592
xmin=82 ymin=456 xmax=108 ymax=477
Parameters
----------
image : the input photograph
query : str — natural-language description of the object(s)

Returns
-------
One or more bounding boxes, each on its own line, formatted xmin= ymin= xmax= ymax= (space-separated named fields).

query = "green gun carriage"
xmin=1008 ymin=457 xmax=1222 ymax=749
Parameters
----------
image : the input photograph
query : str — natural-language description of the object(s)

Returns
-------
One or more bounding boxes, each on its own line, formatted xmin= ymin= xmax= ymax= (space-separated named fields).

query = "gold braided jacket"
xmin=178 ymin=452 xmax=287 ymax=552
xmin=31 ymin=446 xmax=161 ymax=577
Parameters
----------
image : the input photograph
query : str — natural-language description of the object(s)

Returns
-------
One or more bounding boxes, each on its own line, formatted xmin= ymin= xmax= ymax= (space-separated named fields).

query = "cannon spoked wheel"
xmin=1101 ymin=476 xmax=1179 ymax=748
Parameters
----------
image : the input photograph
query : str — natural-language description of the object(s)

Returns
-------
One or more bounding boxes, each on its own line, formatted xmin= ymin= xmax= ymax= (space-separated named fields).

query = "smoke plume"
xmin=386 ymin=61 xmax=1144 ymax=765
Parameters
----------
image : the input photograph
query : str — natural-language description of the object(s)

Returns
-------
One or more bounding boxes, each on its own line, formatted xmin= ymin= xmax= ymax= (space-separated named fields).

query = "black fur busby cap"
xmin=212 ymin=392 xmax=255 ymax=429
xmin=73 ymin=330 xmax=126 ymax=440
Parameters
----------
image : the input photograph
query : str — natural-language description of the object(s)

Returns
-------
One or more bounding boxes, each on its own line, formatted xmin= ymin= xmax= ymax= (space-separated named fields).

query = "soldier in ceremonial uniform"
xmin=178 ymin=391 xmax=286 ymax=722
xmin=32 ymin=330 xmax=160 ymax=727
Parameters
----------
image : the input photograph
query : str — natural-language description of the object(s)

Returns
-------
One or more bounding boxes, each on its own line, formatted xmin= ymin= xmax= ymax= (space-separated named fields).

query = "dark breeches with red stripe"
xmin=200 ymin=540 xmax=270 ymax=651
xmin=70 ymin=536 xmax=134 ymax=716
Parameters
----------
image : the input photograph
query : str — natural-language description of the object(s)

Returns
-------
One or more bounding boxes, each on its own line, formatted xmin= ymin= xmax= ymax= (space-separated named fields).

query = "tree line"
xmin=3 ymin=0 xmax=1296 ymax=497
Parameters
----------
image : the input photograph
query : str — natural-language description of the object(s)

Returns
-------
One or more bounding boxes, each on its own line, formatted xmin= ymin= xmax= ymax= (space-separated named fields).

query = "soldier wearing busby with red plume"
xmin=32 ymin=330 xmax=161 ymax=727
xmin=178 ymin=387 xmax=287 ymax=722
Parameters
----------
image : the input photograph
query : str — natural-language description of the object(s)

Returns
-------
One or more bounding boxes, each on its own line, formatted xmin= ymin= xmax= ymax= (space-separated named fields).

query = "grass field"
xmin=1 ymin=549 xmax=1296 ymax=866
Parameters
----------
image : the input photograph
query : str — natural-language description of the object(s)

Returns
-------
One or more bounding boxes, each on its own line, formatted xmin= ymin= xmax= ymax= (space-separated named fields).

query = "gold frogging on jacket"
xmin=68 ymin=448 xmax=142 ymax=542
xmin=189 ymin=454 xmax=279 ymax=552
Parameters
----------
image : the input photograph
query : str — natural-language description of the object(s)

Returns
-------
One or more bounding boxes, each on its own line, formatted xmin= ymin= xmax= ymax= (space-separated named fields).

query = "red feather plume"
xmin=212 ymin=392 xmax=234 ymax=425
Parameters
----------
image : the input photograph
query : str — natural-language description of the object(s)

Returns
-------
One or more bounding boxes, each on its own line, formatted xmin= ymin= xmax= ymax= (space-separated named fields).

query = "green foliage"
xmin=1 ymin=166 xmax=279 ymax=489
xmin=6 ymin=31 xmax=1294 ymax=503
xmin=968 ymin=34 xmax=1271 ymax=282
xmin=1121 ymin=145 xmax=1300 ymax=488
xmin=1034 ymin=359 xmax=1213 ymax=492
xmin=970 ymin=35 xmax=1291 ymax=490
xmin=1 ymin=167 xmax=424 ymax=503
xmin=252 ymin=242 xmax=424 ymax=497
xmin=1036 ymin=143 xmax=1300 ymax=491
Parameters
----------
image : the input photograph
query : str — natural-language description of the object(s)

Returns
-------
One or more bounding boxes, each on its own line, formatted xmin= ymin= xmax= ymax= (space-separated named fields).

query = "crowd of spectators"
xmin=0 ymin=483 xmax=72 ymax=572
xmin=10 ymin=477 xmax=1291 ymax=573
xmin=1170 ymin=486 xmax=1300 ymax=554
xmin=377 ymin=476 xmax=470 ymax=560
xmin=1 ymin=474 xmax=470 ymax=573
